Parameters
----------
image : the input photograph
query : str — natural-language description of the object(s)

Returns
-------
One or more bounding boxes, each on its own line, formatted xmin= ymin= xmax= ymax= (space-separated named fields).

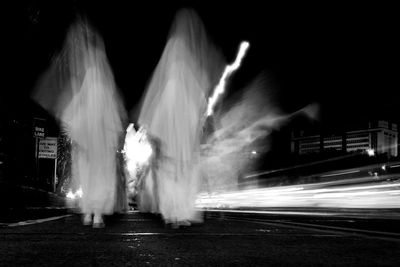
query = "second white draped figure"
xmin=137 ymin=9 xmax=223 ymax=227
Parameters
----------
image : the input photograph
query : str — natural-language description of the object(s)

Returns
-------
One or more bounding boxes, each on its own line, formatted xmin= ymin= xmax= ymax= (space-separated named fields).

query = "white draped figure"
xmin=33 ymin=21 xmax=126 ymax=227
xmin=138 ymin=9 xmax=222 ymax=226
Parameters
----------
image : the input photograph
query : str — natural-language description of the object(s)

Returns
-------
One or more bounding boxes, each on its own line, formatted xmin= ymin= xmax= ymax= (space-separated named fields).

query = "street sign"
xmin=33 ymin=118 xmax=46 ymax=138
xmin=34 ymin=126 xmax=45 ymax=138
xmin=39 ymin=137 xmax=58 ymax=159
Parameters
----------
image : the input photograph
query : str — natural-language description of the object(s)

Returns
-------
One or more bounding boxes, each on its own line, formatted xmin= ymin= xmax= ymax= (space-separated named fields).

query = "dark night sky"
xmin=1 ymin=1 xmax=398 ymax=131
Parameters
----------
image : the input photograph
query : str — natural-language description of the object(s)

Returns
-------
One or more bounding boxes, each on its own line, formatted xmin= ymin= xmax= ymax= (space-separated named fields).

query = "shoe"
xmin=93 ymin=214 xmax=105 ymax=228
xmin=83 ymin=214 xmax=92 ymax=226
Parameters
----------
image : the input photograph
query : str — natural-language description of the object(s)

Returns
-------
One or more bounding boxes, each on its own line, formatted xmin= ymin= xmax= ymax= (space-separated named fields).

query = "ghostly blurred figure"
xmin=138 ymin=9 xmax=223 ymax=227
xmin=33 ymin=20 xmax=127 ymax=227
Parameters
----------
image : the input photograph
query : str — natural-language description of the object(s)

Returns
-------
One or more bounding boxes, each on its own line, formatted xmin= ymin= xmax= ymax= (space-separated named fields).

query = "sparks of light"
xmin=123 ymin=123 xmax=153 ymax=176
xmin=206 ymin=41 xmax=250 ymax=117
xmin=66 ymin=187 xmax=83 ymax=200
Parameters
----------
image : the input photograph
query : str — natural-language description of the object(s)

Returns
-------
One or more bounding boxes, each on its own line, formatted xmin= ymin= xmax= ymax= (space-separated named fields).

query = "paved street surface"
xmin=1 ymin=209 xmax=400 ymax=266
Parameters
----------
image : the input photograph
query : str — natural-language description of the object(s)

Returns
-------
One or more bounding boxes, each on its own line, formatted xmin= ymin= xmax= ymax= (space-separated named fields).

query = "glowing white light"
xmin=366 ymin=148 xmax=375 ymax=156
xmin=76 ymin=187 xmax=83 ymax=198
xmin=123 ymin=123 xmax=153 ymax=175
xmin=382 ymin=165 xmax=386 ymax=171
xmin=251 ymin=151 xmax=257 ymax=155
xmin=66 ymin=187 xmax=83 ymax=200
xmin=320 ymin=170 xmax=360 ymax=178
xmin=66 ymin=190 xmax=75 ymax=200
xmin=207 ymin=41 xmax=250 ymax=116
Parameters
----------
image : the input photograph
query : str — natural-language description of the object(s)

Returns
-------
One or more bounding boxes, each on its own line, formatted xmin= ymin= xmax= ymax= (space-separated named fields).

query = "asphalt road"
xmin=1 ymin=209 xmax=400 ymax=266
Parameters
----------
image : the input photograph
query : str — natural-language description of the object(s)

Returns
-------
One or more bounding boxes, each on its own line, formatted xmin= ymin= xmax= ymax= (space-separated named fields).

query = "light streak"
xmin=320 ymin=170 xmax=360 ymax=178
xmin=5 ymin=215 xmax=73 ymax=227
xmin=206 ymin=41 xmax=250 ymax=117
xmin=196 ymin=177 xmax=400 ymax=209
xmin=244 ymin=153 xmax=360 ymax=179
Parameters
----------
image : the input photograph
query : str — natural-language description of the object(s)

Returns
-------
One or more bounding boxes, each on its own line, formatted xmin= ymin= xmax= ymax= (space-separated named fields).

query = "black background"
xmin=2 ymin=1 xmax=398 ymax=134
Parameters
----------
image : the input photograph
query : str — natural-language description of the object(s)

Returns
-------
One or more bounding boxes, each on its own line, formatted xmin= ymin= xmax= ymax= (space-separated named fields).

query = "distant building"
xmin=291 ymin=120 xmax=398 ymax=157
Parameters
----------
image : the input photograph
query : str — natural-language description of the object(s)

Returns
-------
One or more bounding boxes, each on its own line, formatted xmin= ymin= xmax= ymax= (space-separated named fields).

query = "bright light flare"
xmin=123 ymin=123 xmax=153 ymax=176
xmin=206 ymin=41 xmax=250 ymax=117
xmin=366 ymin=148 xmax=375 ymax=156
xmin=66 ymin=191 xmax=75 ymax=200
xmin=66 ymin=187 xmax=83 ymax=200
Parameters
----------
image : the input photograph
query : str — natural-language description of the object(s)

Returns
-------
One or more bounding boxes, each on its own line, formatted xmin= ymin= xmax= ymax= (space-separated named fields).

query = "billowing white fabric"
xmin=33 ymin=22 xmax=126 ymax=216
xmin=137 ymin=8 xmax=222 ymax=223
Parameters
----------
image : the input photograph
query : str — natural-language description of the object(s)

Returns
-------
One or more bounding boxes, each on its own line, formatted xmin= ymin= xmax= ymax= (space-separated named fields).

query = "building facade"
xmin=291 ymin=120 xmax=398 ymax=157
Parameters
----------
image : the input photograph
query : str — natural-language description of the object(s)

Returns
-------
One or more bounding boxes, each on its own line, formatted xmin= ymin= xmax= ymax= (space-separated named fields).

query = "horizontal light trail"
xmin=196 ymin=176 xmax=400 ymax=209
xmin=320 ymin=170 xmax=360 ymax=177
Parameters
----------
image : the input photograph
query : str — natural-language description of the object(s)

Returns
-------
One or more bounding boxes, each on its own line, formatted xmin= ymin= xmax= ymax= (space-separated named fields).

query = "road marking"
xmin=1 ymin=215 xmax=72 ymax=227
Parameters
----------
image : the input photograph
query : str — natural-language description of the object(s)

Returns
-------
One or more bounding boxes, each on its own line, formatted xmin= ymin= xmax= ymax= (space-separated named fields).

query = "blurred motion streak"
xmin=196 ymin=174 xmax=400 ymax=209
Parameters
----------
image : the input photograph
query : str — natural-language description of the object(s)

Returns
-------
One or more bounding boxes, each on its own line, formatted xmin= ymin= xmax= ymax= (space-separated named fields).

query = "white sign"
xmin=34 ymin=126 xmax=45 ymax=138
xmin=39 ymin=137 xmax=58 ymax=159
